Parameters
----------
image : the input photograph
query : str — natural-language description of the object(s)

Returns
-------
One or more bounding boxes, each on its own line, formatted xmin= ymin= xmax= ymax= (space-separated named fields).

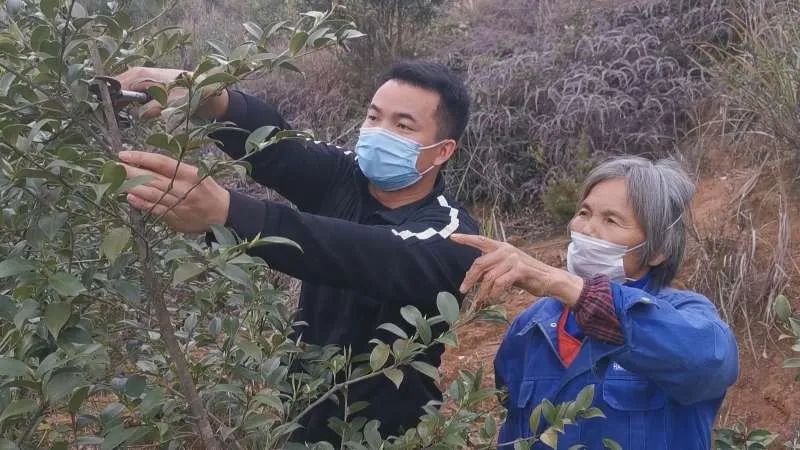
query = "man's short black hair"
xmin=378 ymin=61 xmax=471 ymax=141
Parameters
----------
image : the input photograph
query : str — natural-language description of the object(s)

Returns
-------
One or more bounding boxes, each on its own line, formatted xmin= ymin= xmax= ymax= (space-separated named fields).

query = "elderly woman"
xmin=451 ymin=157 xmax=738 ymax=450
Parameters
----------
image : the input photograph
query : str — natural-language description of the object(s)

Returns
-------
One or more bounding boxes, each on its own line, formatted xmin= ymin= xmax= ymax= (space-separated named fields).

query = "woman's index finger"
xmin=450 ymin=233 xmax=501 ymax=253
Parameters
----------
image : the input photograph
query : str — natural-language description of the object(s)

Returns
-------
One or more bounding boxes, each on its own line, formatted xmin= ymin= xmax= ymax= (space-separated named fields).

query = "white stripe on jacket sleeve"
xmin=391 ymin=195 xmax=461 ymax=241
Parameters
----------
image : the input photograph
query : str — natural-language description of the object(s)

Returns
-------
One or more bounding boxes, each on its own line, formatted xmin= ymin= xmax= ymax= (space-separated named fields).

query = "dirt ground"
xmin=440 ymin=151 xmax=800 ymax=443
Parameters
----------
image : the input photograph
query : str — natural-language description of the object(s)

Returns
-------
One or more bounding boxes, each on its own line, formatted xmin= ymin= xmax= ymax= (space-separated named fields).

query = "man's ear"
xmin=432 ymin=139 xmax=457 ymax=166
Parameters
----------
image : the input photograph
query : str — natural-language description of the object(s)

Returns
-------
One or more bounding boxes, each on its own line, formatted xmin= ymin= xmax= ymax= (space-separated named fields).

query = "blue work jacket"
xmin=495 ymin=278 xmax=739 ymax=449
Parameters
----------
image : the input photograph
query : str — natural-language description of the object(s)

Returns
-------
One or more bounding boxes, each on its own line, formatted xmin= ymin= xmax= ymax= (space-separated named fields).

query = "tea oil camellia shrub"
xmin=0 ymin=1 xmax=613 ymax=448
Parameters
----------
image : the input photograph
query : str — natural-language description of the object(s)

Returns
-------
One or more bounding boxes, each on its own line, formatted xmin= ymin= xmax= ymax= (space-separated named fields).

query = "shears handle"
xmin=90 ymin=76 xmax=152 ymax=104
xmin=117 ymin=90 xmax=151 ymax=103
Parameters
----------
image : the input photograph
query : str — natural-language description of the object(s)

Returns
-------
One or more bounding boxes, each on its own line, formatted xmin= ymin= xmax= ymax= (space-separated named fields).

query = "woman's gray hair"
xmin=580 ymin=156 xmax=695 ymax=290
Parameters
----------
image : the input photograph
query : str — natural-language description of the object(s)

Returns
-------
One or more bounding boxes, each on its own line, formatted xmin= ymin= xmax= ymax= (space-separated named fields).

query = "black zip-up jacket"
xmin=213 ymin=90 xmax=480 ymax=444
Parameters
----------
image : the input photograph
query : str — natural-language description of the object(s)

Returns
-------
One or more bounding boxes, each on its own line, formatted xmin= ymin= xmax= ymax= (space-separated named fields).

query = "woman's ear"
xmin=648 ymin=252 xmax=667 ymax=267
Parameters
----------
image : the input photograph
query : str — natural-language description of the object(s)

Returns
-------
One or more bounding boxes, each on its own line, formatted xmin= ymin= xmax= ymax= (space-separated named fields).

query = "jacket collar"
xmin=516 ymin=299 xmax=564 ymax=336
xmin=362 ymin=174 xmax=447 ymax=226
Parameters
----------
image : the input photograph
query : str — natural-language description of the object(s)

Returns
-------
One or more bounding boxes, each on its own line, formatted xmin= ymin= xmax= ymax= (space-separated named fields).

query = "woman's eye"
xmin=605 ymin=217 xmax=618 ymax=225
xmin=366 ymin=115 xmax=377 ymax=121
xmin=398 ymin=123 xmax=411 ymax=131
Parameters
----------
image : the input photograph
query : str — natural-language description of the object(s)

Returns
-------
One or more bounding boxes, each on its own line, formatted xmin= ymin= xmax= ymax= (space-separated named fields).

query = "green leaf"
xmin=415 ymin=315 xmax=432 ymax=344
xmin=245 ymin=125 xmax=277 ymax=153
xmin=237 ymin=339 xmax=262 ymax=360
xmin=0 ymin=258 xmax=35 ymax=278
xmin=483 ymin=414 xmax=497 ymax=438
xmin=0 ymin=295 xmax=17 ymax=322
xmin=100 ymin=161 xmax=126 ymax=192
xmin=218 ymin=263 xmax=251 ymax=287
xmin=377 ymin=323 xmax=408 ymax=339
xmin=13 ymin=300 xmax=39 ymax=330
xmin=241 ymin=413 xmax=270 ymax=431
xmin=119 ymin=174 xmax=154 ymax=193
xmin=436 ymin=292 xmax=460 ymax=325
xmin=541 ymin=399 xmax=557 ymax=424
xmin=209 ymin=224 xmax=236 ymax=246
xmin=0 ymin=399 xmax=37 ymax=422
xmin=369 ymin=344 xmax=390 ymax=371
xmin=49 ymin=272 xmax=86 ymax=297
xmin=265 ymin=20 xmax=288 ymax=39
xmin=410 ymin=361 xmax=439 ymax=381
xmin=101 ymin=227 xmax=131 ymax=263
xmin=243 ymin=21 xmax=263 ymax=40
xmin=145 ymin=133 xmax=180 ymax=155
xmin=45 ymin=302 xmax=70 ymax=338
xmin=580 ymin=406 xmax=606 ymax=419
xmin=206 ymin=39 xmax=229 ymax=56
xmin=253 ymin=390 xmax=283 ymax=412
xmin=364 ymin=420 xmax=382 ymax=448
xmin=746 ymin=429 xmax=778 ymax=445
xmin=70 ymin=1 xmax=87 ymax=19
xmin=278 ymin=60 xmax=302 ymax=73
xmin=774 ymin=294 xmax=792 ymax=322
xmin=475 ymin=304 xmax=509 ymax=324
xmin=528 ymin=403 xmax=542 ymax=433
xmin=540 ymin=429 xmax=558 ymax=448
xmin=0 ymin=358 xmax=30 ymax=378
xmin=92 ymin=183 xmax=111 ymax=202
xmin=0 ymin=438 xmax=20 ymax=450
xmin=789 ymin=317 xmax=800 ymax=337
xmin=400 ymin=305 xmax=423 ymax=327
xmin=125 ymin=375 xmax=146 ymax=398
xmin=146 ymin=85 xmax=168 ymax=107
xmin=41 ymin=0 xmax=60 ymax=19
xmin=574 ymin=384 xmax=594 ymax=411
xmin=783 ymin=357 xmax=800 ymax=368
xmin=340 ymin=29 xmax=366 ymax=41
xmin=384 ymin=368 xmax=403 ymax=389
xmin=436 ymin=330 xmax=458 ymax=347
xmin=196 ymin=72 xmax=238 ymax=90
xmin=602 ymin=438 xmax=622 ymax=450
xmin=45 ymin=368 xmax=86 ymax=403
xmin=101 ymin=425 xmax=138 ymax=450
xmin=289 ymin=31 xmax=309 ymax=55
xmin=251 ymin=236 xmax=302 ymax=252
xmin=38 ymin=212 xmax=67 ymax=240
xmin=67 ymin=386 xmax=90 ymax=414
xmin=172 ymin=262 xmax=205 ymax=286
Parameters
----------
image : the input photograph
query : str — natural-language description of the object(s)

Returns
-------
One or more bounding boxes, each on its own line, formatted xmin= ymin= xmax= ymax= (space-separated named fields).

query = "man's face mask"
xmin=355 ymin=127 xmax=446 ymax=191
xmin=566 ymin=231 xmax=645 ymax=283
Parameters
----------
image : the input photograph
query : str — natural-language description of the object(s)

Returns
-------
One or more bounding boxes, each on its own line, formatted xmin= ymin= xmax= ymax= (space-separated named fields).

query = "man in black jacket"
xmin=116 ymin=61 xmax=480 ymax=443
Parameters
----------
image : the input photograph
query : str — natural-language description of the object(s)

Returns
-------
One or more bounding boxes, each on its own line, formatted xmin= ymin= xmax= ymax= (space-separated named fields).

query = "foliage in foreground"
xmin=0 ymin=0 xmax=621 ymax=448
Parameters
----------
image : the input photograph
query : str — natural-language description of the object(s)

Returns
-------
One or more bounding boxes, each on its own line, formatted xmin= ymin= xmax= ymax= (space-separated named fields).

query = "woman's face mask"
xmin=355 ymin=127 xmax=445 ymax=191
xmin=566 ymin=231 xmax=644 ymax=282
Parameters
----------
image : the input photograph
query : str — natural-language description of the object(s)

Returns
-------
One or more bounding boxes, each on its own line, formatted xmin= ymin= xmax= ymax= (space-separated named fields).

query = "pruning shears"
xmin=89 ymin=76 xmax=152 ymax=104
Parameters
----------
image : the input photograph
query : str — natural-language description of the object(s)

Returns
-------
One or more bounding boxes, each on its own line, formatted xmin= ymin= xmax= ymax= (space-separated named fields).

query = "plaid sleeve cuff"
xmin=572 ymin=275 xmax=624 ymax=345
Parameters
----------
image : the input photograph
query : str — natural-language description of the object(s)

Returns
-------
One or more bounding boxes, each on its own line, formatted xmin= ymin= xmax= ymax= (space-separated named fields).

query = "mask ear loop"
xmin=667 ymin=213 xmax=683 ymax=230
xmin=416 ymin=139 xmax=454 ymax=177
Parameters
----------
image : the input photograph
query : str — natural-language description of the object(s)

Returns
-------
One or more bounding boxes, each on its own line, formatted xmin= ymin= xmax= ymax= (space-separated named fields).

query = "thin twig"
xmin=89 ymin=42 xmax=222 ymax=450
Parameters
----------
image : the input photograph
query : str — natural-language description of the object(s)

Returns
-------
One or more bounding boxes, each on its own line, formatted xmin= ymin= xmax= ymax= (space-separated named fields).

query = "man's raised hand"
xmin=119 ymin=150 xmax=230 ymax=234
xmin=116 ymin=67 xmax=230 ymax=120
